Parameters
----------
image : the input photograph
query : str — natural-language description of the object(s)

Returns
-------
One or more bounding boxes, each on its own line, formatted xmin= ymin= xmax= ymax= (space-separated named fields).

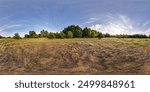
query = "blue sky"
xmin=0 ymin=0 xmax=150 ymax=36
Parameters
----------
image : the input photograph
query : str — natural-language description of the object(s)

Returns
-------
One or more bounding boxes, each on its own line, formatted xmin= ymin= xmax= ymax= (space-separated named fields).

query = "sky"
xmin=0 ymin=0 xmax=150 ymax=36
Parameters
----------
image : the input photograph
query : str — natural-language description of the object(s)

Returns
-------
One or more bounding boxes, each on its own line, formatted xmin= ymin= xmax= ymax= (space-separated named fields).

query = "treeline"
xmin=14 ymin=25 xmax=104 ymax=39
xmin=0 ymin=25 xmax=150 ymax=39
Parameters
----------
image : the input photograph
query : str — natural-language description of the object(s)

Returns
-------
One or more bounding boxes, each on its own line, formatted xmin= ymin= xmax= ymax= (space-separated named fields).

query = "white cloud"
xmin=143 ymin=21 xmax=150 ymax=27
xmin=84 ymin=17 xmax=99 ymax=24
xmin=89 ymin=14 xmax=150 ymax=35
xmin=0 ymin=23 xmax=22 ymax=36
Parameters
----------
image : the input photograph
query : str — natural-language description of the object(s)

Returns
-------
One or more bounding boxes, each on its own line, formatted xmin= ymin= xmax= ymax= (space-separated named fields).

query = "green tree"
xmin=13 ymin=33 xmax=21 ymax=39
xmin=82 ymin=28 xmax=98 ymax=38
xmin=29 ymin=31 xmax=38 ymax=38
xmin=40 ymin=30 xmax=49 ymax=38
xmin=24 ymin=34 xmax=29 ymax=38
xmin=105 ymin=33 xmax=111 ymax=37
xmin=82 ymin=27 xmax=91 ymax=38
xmin=97 ymin=32 xmax=103 ymax=39
xmin=48 ymin=32 xmax=56 ymax=39
xmin=67 ymin=31 xmax=73 ymax=38
xmin=63 ymin=25 xmax=82 ymax=38
xmin=0 ymin=35 xmax=3 ymax=38
xmin=91 ymin=31 xmax=97 ymax=38
xmin=55 ymin=32 xmax=60 ymax=38
xmin=59 ymin=32 xmax=66 ymax=39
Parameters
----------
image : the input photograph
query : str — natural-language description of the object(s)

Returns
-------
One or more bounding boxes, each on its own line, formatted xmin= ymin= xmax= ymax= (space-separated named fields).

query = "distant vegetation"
xmin=0 ymin=25 xmax=150 ymax=39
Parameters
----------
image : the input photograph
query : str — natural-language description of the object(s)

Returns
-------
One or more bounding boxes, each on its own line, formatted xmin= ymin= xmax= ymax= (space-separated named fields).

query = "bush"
xmin=63 ymin=25 xmax=82 ymax=38
xmin=105 ymin=33 xmax=111 ymax=37
xmin=24 ymin=34 xmax=29 ymax=38
xmin=91 ymin=31 xmax=97 ymax=38
xmin=59 ymin=32 xmax=66 ymax=39
xmin=48 ymin=32 xmax=56 ymax=39
xmin=29 ymin=31 xmax=38 ymax=38
xmin=67 ymin=31 xmax=73 ymax=38
xmin=13 ymin=33 xmax=21 ymax=39
xmin=97 ymin=32 xmax=104 ymax=39
xmin=0 ymin=35 xmax=3 ymax=38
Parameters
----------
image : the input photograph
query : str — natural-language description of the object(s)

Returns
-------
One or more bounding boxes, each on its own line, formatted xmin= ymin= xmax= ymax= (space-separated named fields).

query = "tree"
xmin=67 ymin=31 xmax=73 ymax=38
xmin=63 ymin=25 xmax=82 ymax=38
xmin=97 ymin=32 xmax=103 ymax=39
xmin=13 ymin=33 xmax=21 ymax=39
xmin=40 ymin=30 xmax=49 ymax=38
xmin=82 ymin=27 xmax=91 ymax=38
xmin=91 ymin=31 xmax=97 ymax=38
xmin=82 ymin=28 xmax=98 ymax=38
xmin=29 ymin=31 xmax=38 ymax=38
xmin=48 ymin=32 xmax=56 ymax=39
xmin=55 ymin=32 xmax=60 ymax=38
xmin=105 ymin=33 xmax=111 ymax=37
xmin=149 ymin=35 xmax=150 ymax=38
xmin=59 ymin=32 xmax=66 ymax=39
xmin=0 ymin=35 xmax=3 ymax=38
xmin=24 ymin=34 xmax=29 ymax=38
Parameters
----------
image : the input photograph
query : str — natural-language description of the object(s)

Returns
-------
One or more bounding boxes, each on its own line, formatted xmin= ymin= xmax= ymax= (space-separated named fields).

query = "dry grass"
xmin=0 ymin=38 xmax=150 ymax=75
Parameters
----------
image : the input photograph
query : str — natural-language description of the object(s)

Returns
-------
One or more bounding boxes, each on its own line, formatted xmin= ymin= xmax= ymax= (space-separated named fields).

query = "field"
xmin=0 ymin=38 xmax=150 ymax=75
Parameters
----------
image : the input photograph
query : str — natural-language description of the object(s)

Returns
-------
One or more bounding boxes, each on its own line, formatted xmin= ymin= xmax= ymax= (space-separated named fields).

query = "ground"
xmin=0 ymin=38 xmax=150 ymax=75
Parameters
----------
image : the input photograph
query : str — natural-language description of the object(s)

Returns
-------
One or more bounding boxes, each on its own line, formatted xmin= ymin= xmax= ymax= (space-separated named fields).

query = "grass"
xmin=0 ymin=38 xmax=150 ymax=74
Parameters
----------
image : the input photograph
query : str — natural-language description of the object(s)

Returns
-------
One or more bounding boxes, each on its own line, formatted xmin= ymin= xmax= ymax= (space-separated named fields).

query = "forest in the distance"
xmin=0 ymin=25 xmax=150 ymax=39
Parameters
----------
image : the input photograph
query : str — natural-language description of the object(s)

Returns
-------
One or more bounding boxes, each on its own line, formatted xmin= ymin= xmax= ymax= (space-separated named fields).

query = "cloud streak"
xmin=89 ymin=14 xmax=150 ymax=35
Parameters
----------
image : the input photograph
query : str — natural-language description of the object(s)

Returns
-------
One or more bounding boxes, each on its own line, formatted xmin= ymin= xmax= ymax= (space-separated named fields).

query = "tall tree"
xmin=13 ymin=33 xmax=21 ymax=39
xmin=59 ymin=32 xmax=66 ymax=39
xmin=82 ymin=27 xmax=91 ymax=38
xmin=97 ymin=32 xmax=104 ymax=39
xmin=29 ymin=31 xmax=38 ymax=38
xmin=48 ymin=32 xmax=56 ymax=39
xmin=63 ymin=25 xmax=82 ymax=38
xmin=0 ymin=35 xmax=3 ymax=38
xmin=105 ymin=33 xmax=111 ymax=37
xmin=91 ymin=31 xmax=96 ymax=38
xmin=40 ymin=30 xmax=49 ymax=37
xmin=67 ymin=31 xmax=73 ymax=38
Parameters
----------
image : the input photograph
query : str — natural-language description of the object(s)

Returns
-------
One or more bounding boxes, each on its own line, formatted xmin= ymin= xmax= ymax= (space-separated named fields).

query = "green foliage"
xmin=13 ymin=33 xmax=21 ymax=39
xmin=82 ymin=27 xmax=98 ymax=38
xmin=63 ymin=25 xmax=82 ymax=38
xmin=129 ymin=34 xmax=148 ymax=38
xmin=82 ymin=27 xmax=91 ymax=38
xmin=91 ymin=31 xmax=96 ymax=38
xmin=116 ymin=34 xmax=148 ymax=38
xmin=97 ymin=32 xmax=104 ymax=39
xmin=67 ymin=31 xmax=73 ymax=38
xmin=59 ymin=32 xmax=66 ymax=39
xmin=29 ymin=31 xmax=38 ymax=38
xmin=40 ymin=30 xmax=49 ymax=37
xmin=55 ymin=32 xmax=60 ymax=38
xmin=0 ymin=35 xmax=3 ymax=38
xmin=24 ymin=34 xmax=29 ymax=38
xmin=48 ymin=32 xmax=56 ymax=39
xmin=105 ymin=33 xmax=111 ymax=37
xmin=1 ymin=25 xmax=150 ymax=39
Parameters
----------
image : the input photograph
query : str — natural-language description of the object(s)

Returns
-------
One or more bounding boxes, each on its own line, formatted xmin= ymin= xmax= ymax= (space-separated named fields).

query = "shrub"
xmin=0 ymin=35 xmax=3 ymax=38
xmin=97 ymin=32 xmax=104 ymax=39
xmin=13 ymin=33 xmax=21 ymax=39
xmin=67 ymin=31 xmax=73 ymax=38
xmin=59 ymin=32 xmax=66 ymax=39
xmin=48 ymin=32 xmax=56 ymax=39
